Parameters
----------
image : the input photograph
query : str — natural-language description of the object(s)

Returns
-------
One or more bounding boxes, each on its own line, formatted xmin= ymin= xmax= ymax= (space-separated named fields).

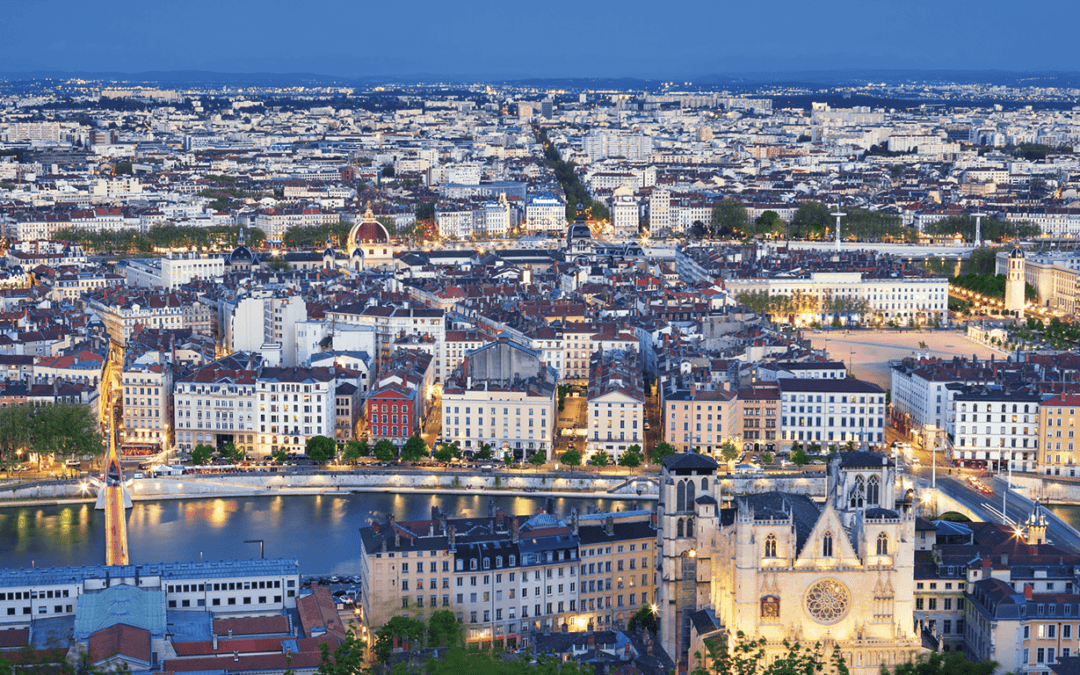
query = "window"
xmin=822 ymin=531 xmax=833 ymax=557
xmin=764 ymin=534 xmax=777 ymax=558
xmin=876 ymin=532 xmax=888 ymax=555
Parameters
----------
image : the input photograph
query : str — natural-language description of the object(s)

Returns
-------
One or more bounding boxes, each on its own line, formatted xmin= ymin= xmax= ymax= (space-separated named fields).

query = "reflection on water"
xmin=0 ymin=493 xmax=644 ymax=573
xmin=1049 ymin=504 xmax=1080 ymax=531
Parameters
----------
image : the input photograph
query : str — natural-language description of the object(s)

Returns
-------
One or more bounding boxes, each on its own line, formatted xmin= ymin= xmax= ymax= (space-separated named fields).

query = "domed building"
xmin=224 ymin=227 xmax=260 ymax=273
xmin=347 ymin=205 xmax=396 ymax=271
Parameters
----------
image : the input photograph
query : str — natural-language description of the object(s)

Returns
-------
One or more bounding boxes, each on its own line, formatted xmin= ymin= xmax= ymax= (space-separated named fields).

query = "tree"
xmin=710 ymin=199 xmax=748 ymax=238
xmin=720 ymin=441 xmax=740 ymax=464
xmin=751 ymin=210 xmax=786 ymax=238
xmin=528 ymin=451 xmax=546 ymax=467
xmin=305 ymin=436 xmax=337 ymax=463
xmin=218 ymin=442 xmax=243 ymax=464
xmin=271 ymin=449 xmax=288 ymax=463
xmin=791 ymin=447 xmax=809 ymax=467
xmin=191 ymin=444 xmax=214 ymax=465
xmin=651 ymin=442 xmax=675 ymax=464
xmin=789 ymin=201 xmax=832 ymax=239
xmin=691 ymin=631 xmax=849 ymax=675
xmin=314 ymin=627 xmax=366 ymax=675
xmin=342 ymin=439 xmax=367 ymax=462
xmin=592 ymin=450 xmax=610 ymax=468
xmin=373 ymin=615 xmax=424 ymax=663
xmin=560 ymin=448 xmax=582 ymax=472
xmin=28 ymin=404 xmax=102 ymax=464
xmin=476 ymin=443 xmax=494 ymax=461
xmin=627 ymin=605 xmax=659 ymax=633
xmin=400 ymin=435 xmax=428 ymax=462
xmin=619 ymin=444 xmax=644 ymax=469
xmin=427 ymin=609 xmax=462 ymax=648
xmin=373 ymin=439 xmax=398 ymax=462
xmin=503 ymin=454 xmax=514 ymax=467
xmin=762 ymin=451 xmax=774 ymax=465
xmin=885 ymin=651 xmax=996 ymax=675
xmin=433 ymin=442 xmax=461 ymax=463
xmin=266 ymin=257 xmax=290 ymax=272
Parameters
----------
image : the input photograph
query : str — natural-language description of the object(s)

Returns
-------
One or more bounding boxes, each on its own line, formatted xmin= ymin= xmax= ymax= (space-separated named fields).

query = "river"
xmin=0 ymin=493 xmax=645 ymax=573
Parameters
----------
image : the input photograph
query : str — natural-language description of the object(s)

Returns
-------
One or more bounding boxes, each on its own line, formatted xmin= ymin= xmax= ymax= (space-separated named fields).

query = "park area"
xmin=807 ymin=330 xmax=1001 ymax=390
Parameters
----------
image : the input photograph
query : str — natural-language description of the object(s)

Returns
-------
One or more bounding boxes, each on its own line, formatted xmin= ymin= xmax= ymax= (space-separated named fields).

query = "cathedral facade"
xmin=658 ymin=452 xmax=924 ymax=675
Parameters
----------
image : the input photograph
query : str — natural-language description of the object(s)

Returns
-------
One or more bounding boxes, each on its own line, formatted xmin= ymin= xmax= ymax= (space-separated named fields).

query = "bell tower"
xmin=1005 ymin=243 xmax=1026 ymax=319
xmin=657 ymin=453 xmax=718 ymax=667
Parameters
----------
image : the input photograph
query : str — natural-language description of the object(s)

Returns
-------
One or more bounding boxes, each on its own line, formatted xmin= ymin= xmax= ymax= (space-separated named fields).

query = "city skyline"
xmin=1 ymin=0 xmax=1078 ymax=79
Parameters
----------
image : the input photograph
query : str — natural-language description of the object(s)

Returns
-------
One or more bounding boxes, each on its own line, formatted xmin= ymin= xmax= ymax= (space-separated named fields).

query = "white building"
xmin=121 ymin=353 xmax=173 ymax=449
xmin=947 ymin=387 xmax=1041 ymax=472
xmin=610 ymin=188 xmax=639 ymax=239
xmin=255 ymin=366 xmax=335 ymax=457
xmin=124 ymin=254 xmax=225 ymax=290
xmin=778 ymin=378 xmax=887 ymax=450
xmin=586 ymin=353 xmax=644 ymax=462
xmin=525 ymin=193 xmax=566 ymax=233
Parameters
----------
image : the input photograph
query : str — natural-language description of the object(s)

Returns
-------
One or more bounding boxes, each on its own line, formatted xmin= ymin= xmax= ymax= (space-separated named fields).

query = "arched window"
xmin=1013 ymin=404 xmax=1018 ymax=413
xmin=850 ymin=476 xmax=864 ymax=508
xmin=687 ymin=517 xmax=694 ymax=538
xmin=877 ymin=532 xmax=889 ymax=555
xmin=822 ymin=531 xmax=834 ymax=557
xmin=677 ymin=518 xmax=684 ymax=537
xmin=676 ymin=481 xmax=686 ymax=512
xmin=702 ymin=477 xmax=708 ymax=492
xmin=686 ymin=480 xmax=696 ymax=508
xmin=867 ymin=476 xmax=880 ymax=505
xmin=764 ymin=534 xmax=777 ymax=558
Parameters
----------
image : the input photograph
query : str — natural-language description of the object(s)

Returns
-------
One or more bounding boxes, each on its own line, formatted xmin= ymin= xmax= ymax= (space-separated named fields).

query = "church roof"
xmin=734 ymin=492 xmax=822 ymax=554
xmin=864 ymin=507 xmax=900 ymax=520
xmin=836 ymin=451 xmax=893 ymax=468
xmin=662 ymin=452 xmax=717 ymax=473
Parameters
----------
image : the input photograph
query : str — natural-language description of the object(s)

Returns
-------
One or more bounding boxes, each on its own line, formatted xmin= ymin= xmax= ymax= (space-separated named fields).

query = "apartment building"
xmin=324 ymin=303 xmax=445 ymax=380
xmin=525 ymin=193 xmax=565 ymax=233
xmin=173 ymin=354 xmax=259 ymax=455
xmin=357 ymin=508 xmax=656 ymax=647
xmin=661 ymin=383 xmax=737 ymax=455
xmin=365 ymin=350 xmax=434 ymax=446
xmin=778 ymin=378 xmax=887 ymax=450
xmin=440 ymin=337 xmax=557 ymax=460
xmin=610 ymin=188 xmax=638 ymax=238
xmin=88 ymin=290 xmax=214 ymax=345
xmin=948 ymin=386 xmax=1041 ymax=472
xmin=121 ymin=355 xmax=172 ymax=448
xmin=255 ymin=366 xmax=335 ymax=457
xmin=736 ymin=385 xmax=780 ymax=453
xmin=1039 ymin=394 xmax=1080 ymax=477
xmin=587 ymin=351 xmax=644 ymax=462
xmin=125 ymin=254 xmax=226 ymax=290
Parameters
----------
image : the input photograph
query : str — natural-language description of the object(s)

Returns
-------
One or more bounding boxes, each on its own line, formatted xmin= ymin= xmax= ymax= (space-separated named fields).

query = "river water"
xmin=1048 ymin=504 xmax=1080 ymax=531
xmin=0 ymin=493 xmax=644 ymax=573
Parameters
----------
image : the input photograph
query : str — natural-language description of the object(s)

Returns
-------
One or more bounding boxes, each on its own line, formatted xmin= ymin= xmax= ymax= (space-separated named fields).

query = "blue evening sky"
xmin=0 ymin=0 xmax=1074 ymax=79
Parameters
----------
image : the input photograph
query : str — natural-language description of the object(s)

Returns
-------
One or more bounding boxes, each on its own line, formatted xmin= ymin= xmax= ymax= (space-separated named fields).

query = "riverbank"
xmin=0 ymin=484 xmax=658 ymax=509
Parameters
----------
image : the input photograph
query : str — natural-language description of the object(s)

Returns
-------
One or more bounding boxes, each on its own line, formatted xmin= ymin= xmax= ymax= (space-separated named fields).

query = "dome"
xmin=1010 ymin=244 xmax=1024 ymax=258
xmin=230 ymin=244 xmax=254 ymax=261
xmin=348 ymin=205 xmax=390 ymax=246
xmin=567 ymin=223 xmax=592 ymax=240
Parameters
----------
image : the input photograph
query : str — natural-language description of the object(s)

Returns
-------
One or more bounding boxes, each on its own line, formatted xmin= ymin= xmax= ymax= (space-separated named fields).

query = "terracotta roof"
xmin=89 ymin=623 xmax=151 ymax=665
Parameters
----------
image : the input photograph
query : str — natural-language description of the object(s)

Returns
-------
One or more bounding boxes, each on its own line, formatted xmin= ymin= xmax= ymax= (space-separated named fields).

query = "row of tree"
xmin=54 ymin=224 xmax=265 ymax=254
xmin=921 ymin=215 xmax=1040 ymax=241
xmin=697 ymin=201 xmax=918 ymax=242
xmin=0 ymin=404 xmax=101 ymax=469
xmin=948 ymin=273 xmax=1037 ymax=301
xmin=537 ymin=127 xmax=607 ymax=223
xmin=736 ymin=289 xmax=871 ymax=320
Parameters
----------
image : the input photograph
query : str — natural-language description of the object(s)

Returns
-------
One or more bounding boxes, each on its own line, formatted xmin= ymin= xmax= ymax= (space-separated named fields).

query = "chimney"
xmin=228 ymin=629 xmax=232 ymax=638
xmin=395 ymin=526 xmax=401 ymax=548
xmin=605 ymin=516 xmax=614 ymax=537
xmin=496 ymin=509 xmax=505 ymax=529
xmin=650 ymin=512 xmax=658 ymax=529
xmin=1001 ymin=552 xmax=1009 ymax=565
xmin=982 ymin=556 xmax=992 ymax=570
xmin=212 ymin=634 xmax=218 ymax=650
xmin=429 ymin=522 xmax=435 ymax=537
xmin=511 ymin=517 xmax=519 ymax=544
xmin=1025 ymin=583 xmax=1034 ymax=600
xmin=448 ymin=524 xmax=456 ymax=551
xmin=571 ymin=508 xmax=579 ymax=536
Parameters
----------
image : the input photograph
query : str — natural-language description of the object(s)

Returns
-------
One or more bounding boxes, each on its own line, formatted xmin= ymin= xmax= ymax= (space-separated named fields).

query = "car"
xmin=65 ymin=459 xmax=81 ymax=467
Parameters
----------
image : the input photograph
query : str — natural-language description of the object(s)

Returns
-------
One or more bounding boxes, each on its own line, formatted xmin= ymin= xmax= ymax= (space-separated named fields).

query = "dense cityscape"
xmin=5 ymin=71 xmax=1080 ymax=675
